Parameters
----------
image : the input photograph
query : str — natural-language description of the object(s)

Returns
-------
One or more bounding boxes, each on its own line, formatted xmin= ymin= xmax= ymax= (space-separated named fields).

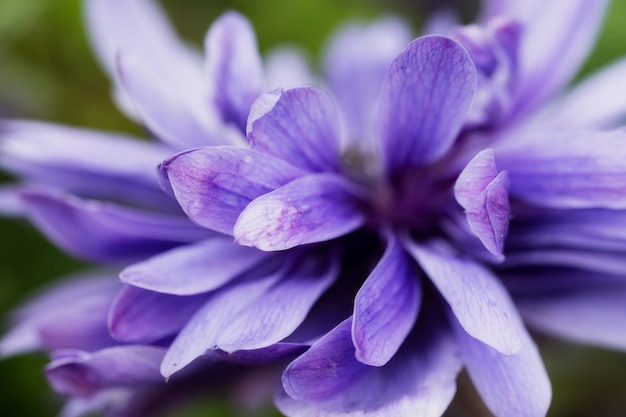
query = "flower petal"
xmin=19 ymin=188 xmax=207 ymax=263
xmin=496 ymin=130 xmax=626 ymax=209
xmin=162 ymin=146 xmax=306 ymax=235
xmin=205 ymin=11 xmax=264 ymax=131
xmin=235 ymin=173 xmax=366 ymax=251
xmin=120 ymin=237 xmax=269 ymax=295
xmin=206 ymin=343 xmax=308 ymax=365
xmin=46 ymin=345 xmax=165 ymax=396
xmin=352 ymin=234 xmax=421 ymax=366
xmin=108 ymin=285 xmax=207 ymax=343
xmin=404 ymin=238 xmax=522 ymax=355
xmin=452 ymin=308 xmax=551 ymax=417
xmin=454 ymin=149 xmax=510 ymax=256
xmin=247 ymin=87 xmax=342 ymax=172
xmin=379 ymin=35 xmax=476 ymax=174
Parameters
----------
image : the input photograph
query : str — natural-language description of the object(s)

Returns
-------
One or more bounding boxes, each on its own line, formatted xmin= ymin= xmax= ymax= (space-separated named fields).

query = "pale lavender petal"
xmin=495 ymin=130 xmax=626 ymax=209
xmin=280 ymin=318 xmax=462 ymax=416
xmin=482 ymin=0 xmax=609 ymax=118
xmin=379 ymin=36 xmax=476 ymax=174
xmin=162 ymin=146 xmax=306 ymax=235
xmin=108 ymin=285 xmax=207 ymax=343
xmin=0 ymin=273 xmax=118 ymax=357
xmin=452 ymin=307 xmax=551 ymax=417
xmin=206 ymin=11 xmax=263 ymax=130
xmin=120 ymin=237 xmax=269 ymax=295
xmin=264 ymin=46 xmax=316 ymax=90
xmin=235 ymin=173 xmax=366 ymax=251
xmin=404 ymin=238 xmax=521 ymax=354
xmin=352 ymin=234 xmax=421 ymax=366
xmin=247 ymin=87 xmax=342 ymax=172
xmin=0 ymin=185 xmax=23 ymax=216
xmin=19 ymin=188 xmax=207 ymax=263
xmin=323 ymin=18 xmax=411 ymax=144
xmin=216 ymin=251 xmax=338 ymax=352
xmin=518 ymin=285 xmax=626 ymax=351
xmin=46 ymin=345 xmax=165 ymax=396
xmin=0 ymin=121 xmax=175 ymax=211
xmin=454 ymin=149 xmax=510 ymax=256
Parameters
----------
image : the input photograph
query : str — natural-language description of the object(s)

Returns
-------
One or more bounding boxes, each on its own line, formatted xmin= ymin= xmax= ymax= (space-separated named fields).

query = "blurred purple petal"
xmin=235 ymin=173 xmax=366 ymax=251
xmin=206 ymin=343 xmax=308 ymax=365
xmin=162 ymin=146 xmax=305 ymax=235
xmin=264 ymin=46 xmax=316 ymax=90
xmin=120 ymin=237 xmax=269 ymax=295
xmin=379 ymin=36 xmax=476 ymax=174
xmin=405 ymin=239 xmax=522 ymax=355
xmin=248 ymin=87 xmax=341 ymax=172
xmin=352 ymin=234 xmax=421 ymax=366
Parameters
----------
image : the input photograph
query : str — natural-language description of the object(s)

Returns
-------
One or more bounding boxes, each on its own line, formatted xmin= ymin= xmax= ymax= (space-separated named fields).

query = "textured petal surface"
xmin=162 ymin=146 xmax=306 ymax=235
xmin=280 ymin=317 xmax=462 ymax=416
xmin=120 ymin=237 xmax=268 ymax=295
xmin=206 ymin=11 xmax=264 ymax=131
xmin=454 ymin=149 xmax=510 ymax=256
xmin=496 ymin=130 xmax=626 ymax=209
xmin=235 ymin=173 xmax=366 ymax=251
xmin=248 ymin=87 xmax=341 ymax=172
xmin=405 ymin=239 xmax=521 ymax=354
xmin=46 ymin=345 xmax=165 ymax=396
xmin=19 ymin=188 xmax=207 ymax=263
xmin=379 ymin=36 xmax=476 ymax=174
xmin=108 ymin=285 xmax=207 ymax=343
xmin=352 ymin=234 xmax=421 ymax=366
xmin=452 ymin=307 xmax=551 ymax=417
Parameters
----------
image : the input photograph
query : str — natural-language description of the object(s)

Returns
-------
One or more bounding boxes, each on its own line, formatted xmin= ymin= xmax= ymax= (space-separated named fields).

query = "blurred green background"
xmin=1 ymin=0 xmax=626 ymax=416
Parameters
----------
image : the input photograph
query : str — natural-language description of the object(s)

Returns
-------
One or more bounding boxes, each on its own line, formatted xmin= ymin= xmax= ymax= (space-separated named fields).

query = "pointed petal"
xmin=452 ymin=309 xmax=551 ymax=417
xmin=379 ymin=36 xmax=476 ymax=174
xmin=235 ymin=173 xmax=366 ymax=251
xmin=120 ymin=237 xmax=268 ymax=295
xmin=0 ymin=121 xmax=175 ymax=211
xmin=454 ymin=149 xmax=510 ymax=256
xmin=206 ymin=11 xmax=264 ymax=131
xmin=352 ymin=234 xmax=421 ymax=366
xmin=19 ymin=188 xmax=207 ymax=263
xmin=162 ymin=146 xmax=306 ymax=235
xmin=247 ymin=87 xmax=342 ymax=172
xmin=496 ymin=130 xmax=626 ymax=209
xmin=108 ymin=285 xmax=207 ymax=343
xmin=280 ymin=317 xmax=462 ymax=416
xmin=323 ymin=18 xmax=411 ymax=143
xmin=404 ymin=239 xmax=521 ymax=355
xmin=216 ymin=251 xmax=338 ymax=352
xmin=46 ymin=345 xmax=165 ymax=396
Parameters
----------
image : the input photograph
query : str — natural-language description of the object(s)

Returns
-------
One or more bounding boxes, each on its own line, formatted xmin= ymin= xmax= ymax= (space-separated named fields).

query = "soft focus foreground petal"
xmin=206 ymin=11 xmax=264 ymax=131
xmin=161 ymin=259 xmax=289 ymax=377
xmin=496 ymin=130 xmax=626 ymax=209
xmin=379 ymin=36 xmax=476 ymax=174
xmin=517 ymin=284 xmax=626 ymax=351
xmin=247 ymin=87 xmax=342 ymax=172
xmin=108 ymin=285 xmax=207 ymax=343
xmin=162 ymin=146 xmax=306 ymax=235
xmin=117 ymin=52 xmax=236 ymax=149
xmin=216 ymin=251 xmax=339 ymax=352
xmin=235 ymin=173 xmax=366 ymax=251
xmin=120 ymin=237 xmax=268 ymax=295
xmin=19 ymin=188 xmax=207 ymax=263
xmin=452 ymin=308 xmax=551 ymax=417
xmin=280 ymin=318 xmax=462 ymax=416
xmin=455 ymin=149 xmax=510 ymax=256
xmin=481 ymin=0 xmax=608 ymax=119
xmin=538 ymin=57 xmax=626 ymax=129
xmin=323 ymin=18 xmax=411 ymax=145
xmin=0 ymin=121 xmax=175 ymax=211
xmin=405 ymin=239 xmax=521 ymax=354
xmin=352 ymin=234 xmax=421 ymax=366
xmin=46 ymin=345 xmax=166 ymax=396
xmin=0 ymin=273 xmax=118 ymax=357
